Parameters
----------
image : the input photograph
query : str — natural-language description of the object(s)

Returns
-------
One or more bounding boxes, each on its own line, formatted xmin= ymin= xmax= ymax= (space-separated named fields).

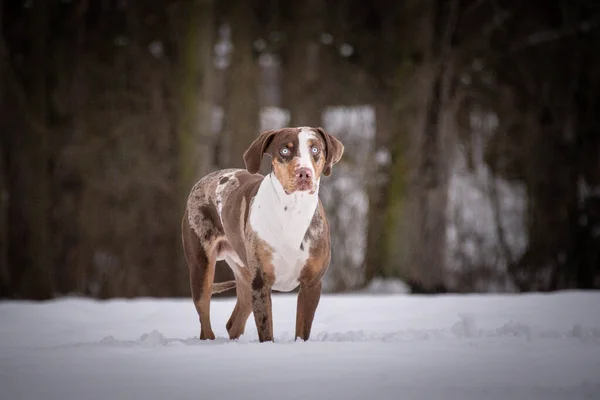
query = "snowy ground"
xmin=1 ymin=292 xmax=599 ymax=400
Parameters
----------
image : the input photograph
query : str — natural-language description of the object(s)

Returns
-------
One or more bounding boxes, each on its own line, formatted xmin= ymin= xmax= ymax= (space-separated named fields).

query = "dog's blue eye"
xmin=280 ymin=148 xmax=290 ymax=156
xmin=311 ymin=146 xmax=319 ymax=154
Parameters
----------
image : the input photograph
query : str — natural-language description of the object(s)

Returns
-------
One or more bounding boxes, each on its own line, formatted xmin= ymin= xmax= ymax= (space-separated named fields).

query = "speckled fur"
xmin=186 ymin=169 xmax=240 ymax=243
xmin=182 ymin=127 xmax=344 ymax=342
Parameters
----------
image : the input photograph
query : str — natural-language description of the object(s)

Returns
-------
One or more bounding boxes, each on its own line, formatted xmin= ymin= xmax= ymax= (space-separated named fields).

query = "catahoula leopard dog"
xmin=181 ymin=127 xmax=344 ymax=342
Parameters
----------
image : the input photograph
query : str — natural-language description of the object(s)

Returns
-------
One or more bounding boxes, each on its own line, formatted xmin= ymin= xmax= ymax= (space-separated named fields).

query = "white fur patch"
xmin=214 ymin=171 xmax=238 ymax=218
xmin=297 ymin=128 xmax=317 ymax=178
xmin=249 ymin=173 xmax=319 ymax=291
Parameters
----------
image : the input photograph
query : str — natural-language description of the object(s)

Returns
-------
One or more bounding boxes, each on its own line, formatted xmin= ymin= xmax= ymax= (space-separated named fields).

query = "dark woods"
xmin=1 ymin=0 xmax=599 ymax=299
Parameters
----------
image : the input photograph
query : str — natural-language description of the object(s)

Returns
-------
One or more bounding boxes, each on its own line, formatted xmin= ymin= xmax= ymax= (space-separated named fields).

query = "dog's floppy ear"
xmin=315 ymin=127 xmax=344 ymax=176
xmin=243 ymin=129 xmax=279 ymax=174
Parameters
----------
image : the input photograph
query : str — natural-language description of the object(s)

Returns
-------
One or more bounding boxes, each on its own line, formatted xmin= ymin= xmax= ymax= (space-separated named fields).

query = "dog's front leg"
xmin=295 ymin=279 xmax=322 ymax=341
xmin=251 ymin=269 xmax=274 ymax=342
xmin=246 ymin=234 xmax=276 ymax=342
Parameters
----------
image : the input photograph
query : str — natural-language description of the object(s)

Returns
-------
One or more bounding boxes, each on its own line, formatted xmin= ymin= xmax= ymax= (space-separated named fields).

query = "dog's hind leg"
xmin=225 ymin=258 xmax=253 ymax=340
xmin=182 ymin=210 xmax=216 ymax=340
xmin=226 ymin=281 xmax=253 ymax=339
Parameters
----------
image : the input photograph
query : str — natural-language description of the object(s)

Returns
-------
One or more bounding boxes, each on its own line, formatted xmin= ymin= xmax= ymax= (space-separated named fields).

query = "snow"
xmin=1 ymin=292 xmax=599 ymax=400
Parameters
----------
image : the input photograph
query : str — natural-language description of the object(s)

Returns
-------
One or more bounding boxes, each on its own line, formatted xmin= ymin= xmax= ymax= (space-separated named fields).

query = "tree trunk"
xmin=364 ymin=0 xmax=453 ymax=293
xmin=405 ymin=67 xmax=453 ymax=293
xmin=364 ymin=98 xmax=408 ymax=283
xmin=282 ymin=0 xmax=327 ymax=127
xmin=0 ymin=6 xmax=8 ymax=295
xmin=0 ymin=147 xmax=6 ymax=295
xmin=177 ymin=0 xmax=215 ymax=204
xmin=0 ymin=1 xmax=55 ymax=298
xmin=24 ymin=1 xmax=54 ymax=298
xmin=29 ymin=0 xmax=51 ymax=294
xmin=175 ymin=0 xmax=217 ymax=290
xmin=398 ymin=0 xmax=456 ymax=293
xmin=220 ymin=0 xmax=260 ymax=168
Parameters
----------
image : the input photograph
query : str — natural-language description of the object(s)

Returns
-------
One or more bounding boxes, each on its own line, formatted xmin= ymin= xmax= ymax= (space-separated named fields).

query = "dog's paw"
xmin=200 ymin=330 xmax=216 ymax=340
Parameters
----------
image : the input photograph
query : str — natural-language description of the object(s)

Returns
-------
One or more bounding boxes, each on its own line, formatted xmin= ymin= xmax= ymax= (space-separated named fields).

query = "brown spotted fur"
xmin=182 ymin=127 xmax=344 ymax=342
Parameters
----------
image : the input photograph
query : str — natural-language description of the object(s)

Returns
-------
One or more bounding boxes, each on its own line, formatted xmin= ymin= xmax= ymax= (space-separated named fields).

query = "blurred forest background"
xmin=1 ymin=0 xmax=599 ymax=300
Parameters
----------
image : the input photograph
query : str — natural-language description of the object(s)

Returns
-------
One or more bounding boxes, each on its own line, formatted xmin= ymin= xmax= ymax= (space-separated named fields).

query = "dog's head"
xmin=243 ymin=127 xmax=344 ymax=195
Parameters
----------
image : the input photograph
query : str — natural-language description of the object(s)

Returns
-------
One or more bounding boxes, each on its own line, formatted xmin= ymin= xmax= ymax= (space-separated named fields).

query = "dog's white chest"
xmin=249 ymin=175 xmax=317 ymax=292
xmin=269 ymin=242 xmax=309 ymax=292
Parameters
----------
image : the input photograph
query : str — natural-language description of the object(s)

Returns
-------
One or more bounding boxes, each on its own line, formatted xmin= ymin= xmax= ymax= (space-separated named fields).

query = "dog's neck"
xmin=249 ymin=172 xmax=319 ymax=251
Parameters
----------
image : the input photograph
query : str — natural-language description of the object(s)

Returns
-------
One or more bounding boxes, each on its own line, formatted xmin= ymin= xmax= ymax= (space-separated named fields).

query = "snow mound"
xmin=98 ymin=330 xmax=170 ymax=348
xmin=76 ymin=317 xmax=600 ymax=348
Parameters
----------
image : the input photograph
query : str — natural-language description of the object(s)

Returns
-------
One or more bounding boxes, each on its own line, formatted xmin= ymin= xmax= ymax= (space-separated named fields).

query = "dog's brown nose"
xmin=296 ymin=167 xmax=312 ymax=181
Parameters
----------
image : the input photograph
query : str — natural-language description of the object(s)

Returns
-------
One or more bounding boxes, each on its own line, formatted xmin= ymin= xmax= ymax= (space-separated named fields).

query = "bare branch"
xmin=482 ymin=9 xmax=512 ymax=37
xmin=0 ymin=34 xmax=26 ymax=108
xmin=511 ymin=15 xmax=600 ymax=51
xmin=462 ymin=0 xmax=489 ymax=18
xmin=441 ymin=0 xmax=461 ymax=53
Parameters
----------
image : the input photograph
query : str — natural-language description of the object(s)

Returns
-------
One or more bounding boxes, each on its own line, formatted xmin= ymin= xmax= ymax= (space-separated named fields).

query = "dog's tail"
xmin=212 ymin=280 xmax=236 ymax=294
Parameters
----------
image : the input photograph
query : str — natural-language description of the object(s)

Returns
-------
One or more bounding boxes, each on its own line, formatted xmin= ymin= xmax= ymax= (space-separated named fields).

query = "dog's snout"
xmin=296 ymin=167 xmax=312 ymax=181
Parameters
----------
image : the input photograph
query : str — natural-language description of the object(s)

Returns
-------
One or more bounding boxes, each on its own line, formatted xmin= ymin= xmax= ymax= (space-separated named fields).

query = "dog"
xmin=181 ymin=127 xmax=344 ymax=342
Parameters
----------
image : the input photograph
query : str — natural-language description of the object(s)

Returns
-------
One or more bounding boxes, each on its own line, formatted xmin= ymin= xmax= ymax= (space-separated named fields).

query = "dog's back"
xmin=185 ymin=169 xmax=262 ymax=265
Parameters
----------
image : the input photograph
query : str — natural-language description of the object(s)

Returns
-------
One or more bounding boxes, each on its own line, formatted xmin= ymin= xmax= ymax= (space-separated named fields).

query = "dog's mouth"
xmin=284 ymin=183 xmax=315 ymax=195
xmin=296 ymin=181 xmax=313 ymax=192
